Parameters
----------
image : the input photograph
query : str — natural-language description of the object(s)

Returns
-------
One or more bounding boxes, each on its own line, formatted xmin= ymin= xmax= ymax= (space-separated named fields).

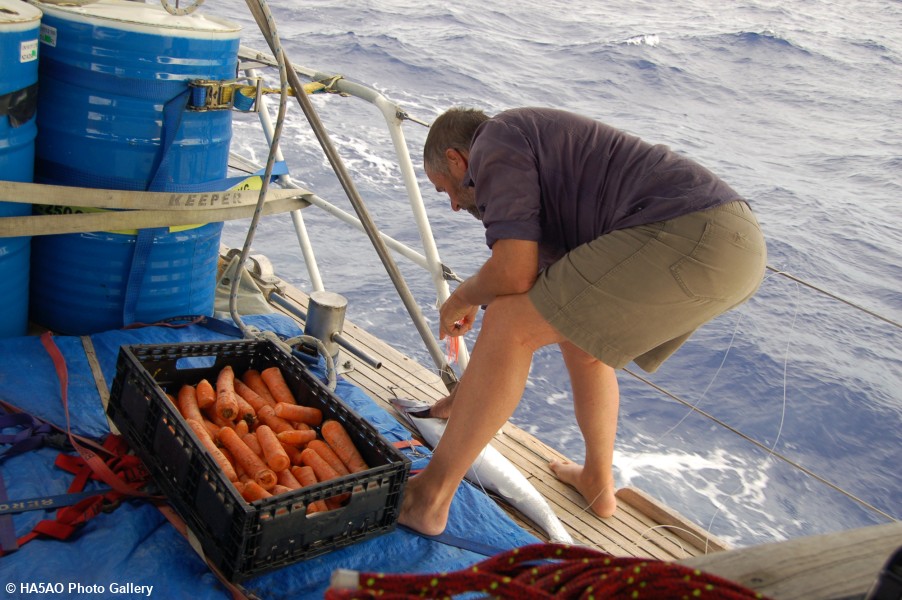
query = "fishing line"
xmin=651 ymin=311 xmax=744 ymax=448
xmin=635 ymin=525 xmax=695 ymax=555
xmin=697 ymin=272 xmax=796 ymax=549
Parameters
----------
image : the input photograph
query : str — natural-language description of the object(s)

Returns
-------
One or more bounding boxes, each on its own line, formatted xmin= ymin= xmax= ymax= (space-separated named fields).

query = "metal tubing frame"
xmin=240 ymin=47 xmax=470 ymax=374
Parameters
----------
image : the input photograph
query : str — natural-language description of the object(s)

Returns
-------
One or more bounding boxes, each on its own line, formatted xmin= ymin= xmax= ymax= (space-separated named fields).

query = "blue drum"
xmin=0 ymin=0 xmax=41 ymax=338
xmin=29 ymin=0 xmax=241 ymax=334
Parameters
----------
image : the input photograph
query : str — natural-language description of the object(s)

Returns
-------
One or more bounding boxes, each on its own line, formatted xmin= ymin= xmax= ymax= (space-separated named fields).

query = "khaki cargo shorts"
xmin=528 ymin=200 xmax=766 ymax=372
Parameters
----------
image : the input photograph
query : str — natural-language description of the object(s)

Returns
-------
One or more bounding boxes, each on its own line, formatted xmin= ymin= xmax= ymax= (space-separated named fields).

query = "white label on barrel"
xmin=20 ymin=39 xmax=38 ymax=63
xmin=39 ymin=24 xmax=57 ymax=48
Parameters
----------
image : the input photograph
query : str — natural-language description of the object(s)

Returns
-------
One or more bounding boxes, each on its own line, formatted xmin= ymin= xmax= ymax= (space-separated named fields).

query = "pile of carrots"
xmin=167 ymin=364 xmax=369 ymax=513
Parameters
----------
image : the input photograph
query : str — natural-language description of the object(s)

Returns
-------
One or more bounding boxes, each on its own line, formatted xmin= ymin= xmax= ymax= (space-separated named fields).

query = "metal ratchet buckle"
xmin=188 ymin=78 xmax=263 ymax=112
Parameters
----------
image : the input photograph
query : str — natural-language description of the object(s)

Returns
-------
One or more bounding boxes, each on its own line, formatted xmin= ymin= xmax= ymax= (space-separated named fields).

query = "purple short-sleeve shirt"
xmin=464 ymin=107 xmax=741 ymax=268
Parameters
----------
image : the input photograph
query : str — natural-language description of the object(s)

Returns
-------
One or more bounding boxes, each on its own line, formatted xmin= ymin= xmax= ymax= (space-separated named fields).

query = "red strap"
xmin=0 ymin=334 xmax=158 ymax=556
xmin=39 ymin=332 xmax=153 ymax=500
xmin=393 ymin=439 xmax=424 ymax=449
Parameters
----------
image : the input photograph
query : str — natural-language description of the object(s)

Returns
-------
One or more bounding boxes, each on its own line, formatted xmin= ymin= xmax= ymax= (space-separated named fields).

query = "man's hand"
xmin=439 ymin=289 xmax=480 ymax=340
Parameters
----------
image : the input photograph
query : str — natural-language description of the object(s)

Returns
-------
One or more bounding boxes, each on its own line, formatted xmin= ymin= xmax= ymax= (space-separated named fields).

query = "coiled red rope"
xmin=326 ymin=542 xmax=769 ymax=599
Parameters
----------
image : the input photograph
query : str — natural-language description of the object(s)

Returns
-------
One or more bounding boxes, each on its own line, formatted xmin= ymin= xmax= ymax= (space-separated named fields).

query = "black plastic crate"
xmin=107 ymin=338 xmax=410 ymax=582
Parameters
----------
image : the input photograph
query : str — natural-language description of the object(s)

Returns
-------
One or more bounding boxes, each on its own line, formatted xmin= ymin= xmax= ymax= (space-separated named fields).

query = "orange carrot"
xmin=201 ymin=418 xmax=221 ymax=440
xmin=234 ymin=418 xmax=249 ymax=438
xmin=203 ymin=403 xmax=233 ymax=430
xmin=241 ymin=369 xmax=277 ymax=406
xmin=195 ymin=378 xmax=216 ymax=410
xmin=300 ymin=447 xmax=344 ymax=483
xmin=219 ymin=426 xmax=277 ymax=490
xmin=220 ymin=444 xmax=236 ymax=468
xmin=281 ymin=441 xmax=305 ymax=466
xmin=308 ymin=439 xmax=350 ymax=477
xmin=273 ymin=402 xmax=323 ymax=426
xmin=240 ymin=480 xmax=272 ymax=502
xmin=256 ymin=404 xmax=295 ymax=434
xmin=291 ymin=465 xmax=329 ymax=513
xmin=277 ymin=468 xmax=302 ymax=490
xmin=256 ymin=425 xmax=290 ymax=472
xmin=215 ymin=365 xmax=239 ymax=421
xmin=235 ymin=394 xmax=256 ymax=423
xmin=271 ymin=484 xmax=293 ymax=495
xmin=233 ymin=379 xmax=270 ymax=412
xmin=177 ymin=384 xmax=203 ymax=423
xmin=186 ymin=419 xmax=237 ymax=481
xmin=321 ymin=419 xmax=368 ymax=473
xmin=241 ymin=432 xmax=263 ymax=457
xmin=260 ymin=366 xmax=297 ymax=406
xmin=291 ymin=465 xmax=315 ymax=486
xmin=276 ymin=429 xmax=317 ymax=447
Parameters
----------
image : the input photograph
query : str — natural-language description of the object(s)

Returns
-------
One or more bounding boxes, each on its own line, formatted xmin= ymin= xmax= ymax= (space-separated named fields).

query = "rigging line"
xmin=622 ymin=366 xmax=898 ymax=524
xmin=766 ymin=265 xmax=901 ymax=329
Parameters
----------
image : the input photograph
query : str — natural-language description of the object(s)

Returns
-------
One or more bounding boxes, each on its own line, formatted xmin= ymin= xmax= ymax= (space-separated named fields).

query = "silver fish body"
xmin=391 ymin=396 xmax=573 ymax=544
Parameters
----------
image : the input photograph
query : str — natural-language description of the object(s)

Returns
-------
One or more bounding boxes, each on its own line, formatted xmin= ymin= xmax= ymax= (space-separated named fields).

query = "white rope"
xmin=229 ymin=0 xmax=290 ymax=340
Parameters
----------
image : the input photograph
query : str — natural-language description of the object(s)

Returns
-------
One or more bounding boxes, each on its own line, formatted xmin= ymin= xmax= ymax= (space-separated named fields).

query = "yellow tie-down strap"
xmin=192 ymin=78 xmax=337 ymax=111
xmin=29 ymin=176 xmax=265 ymax=235
xmin=0 ymin=179 xmax=311 ymax=238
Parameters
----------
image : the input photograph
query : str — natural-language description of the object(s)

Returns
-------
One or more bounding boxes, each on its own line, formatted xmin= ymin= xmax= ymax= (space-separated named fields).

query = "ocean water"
xmin=220 ymin=0 xmax=901 ymax=548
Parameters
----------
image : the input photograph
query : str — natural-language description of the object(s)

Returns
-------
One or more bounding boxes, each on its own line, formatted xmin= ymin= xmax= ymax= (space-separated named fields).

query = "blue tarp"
xmin=0 ymin=314 xmax=537 ymax=598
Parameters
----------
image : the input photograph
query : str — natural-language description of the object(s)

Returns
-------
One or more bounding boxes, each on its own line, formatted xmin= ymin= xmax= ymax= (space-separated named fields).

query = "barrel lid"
xmin=29 ymin=0 xmax=240 ymax=37
xmin=0 ymin=0 xmax=43 ymax=26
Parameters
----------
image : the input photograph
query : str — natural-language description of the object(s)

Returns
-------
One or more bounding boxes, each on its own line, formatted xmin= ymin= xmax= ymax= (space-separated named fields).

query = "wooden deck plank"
xmin=678 ymin=521 xmax=902 ymax=600
xmin=495 ymin=424 xmax=715 ymax=558
xmin=490 ymin=429 xmax=684 ymax=559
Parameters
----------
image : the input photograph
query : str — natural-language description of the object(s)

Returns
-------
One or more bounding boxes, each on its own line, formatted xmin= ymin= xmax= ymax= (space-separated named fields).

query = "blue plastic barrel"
xmin=29 ymin=0 xmax=241 ymax=335
xmin=0 ymin=0 xmax=41 ymax=338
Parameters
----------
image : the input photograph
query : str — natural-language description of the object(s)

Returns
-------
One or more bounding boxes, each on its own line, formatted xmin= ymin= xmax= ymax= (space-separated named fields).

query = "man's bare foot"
xmin=549 ymin=459 xmax=617 ymax=518
xmin=429 ymin=387 xmax=457 ymax=420
xmin=397 ymin=474 xmax=453 ymax=536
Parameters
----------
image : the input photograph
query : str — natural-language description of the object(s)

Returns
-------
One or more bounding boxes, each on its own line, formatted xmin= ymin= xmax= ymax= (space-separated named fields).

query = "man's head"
xmin=423 ymin=108 xmax=490 ymax=220
xmin=423 ymin=107 xmax=489 ymax=174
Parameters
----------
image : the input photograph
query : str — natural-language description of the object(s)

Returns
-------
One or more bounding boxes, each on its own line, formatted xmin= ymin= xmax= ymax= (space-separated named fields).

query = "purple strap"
xmin=0 ymin=411 xmax=56 ymax=553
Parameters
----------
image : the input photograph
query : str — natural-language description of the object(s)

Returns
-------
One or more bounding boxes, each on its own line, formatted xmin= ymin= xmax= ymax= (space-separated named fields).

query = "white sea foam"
xmin=623 ymin=33 xmax=660 ymax=46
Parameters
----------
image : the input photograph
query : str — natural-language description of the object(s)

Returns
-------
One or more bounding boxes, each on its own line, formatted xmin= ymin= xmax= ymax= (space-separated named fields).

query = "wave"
xmin=622 ymin=34 xmax=660 ymax=47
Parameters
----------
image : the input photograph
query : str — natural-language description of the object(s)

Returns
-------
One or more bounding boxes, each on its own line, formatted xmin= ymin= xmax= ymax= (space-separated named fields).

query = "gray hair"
xmin=423 ymin=107 xmax=490 ymax=174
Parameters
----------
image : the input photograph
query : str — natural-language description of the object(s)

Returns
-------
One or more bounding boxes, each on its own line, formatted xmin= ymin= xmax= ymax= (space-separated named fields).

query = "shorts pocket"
xmin=670 ymin=220 xmax=764 ymax=301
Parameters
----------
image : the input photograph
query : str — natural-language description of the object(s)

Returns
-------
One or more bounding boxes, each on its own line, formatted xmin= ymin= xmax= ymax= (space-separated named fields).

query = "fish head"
xmin=389 ymin=396 xmax=434 ymax=420
xmin=389 ymin=396 xmax=444 ymax=449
